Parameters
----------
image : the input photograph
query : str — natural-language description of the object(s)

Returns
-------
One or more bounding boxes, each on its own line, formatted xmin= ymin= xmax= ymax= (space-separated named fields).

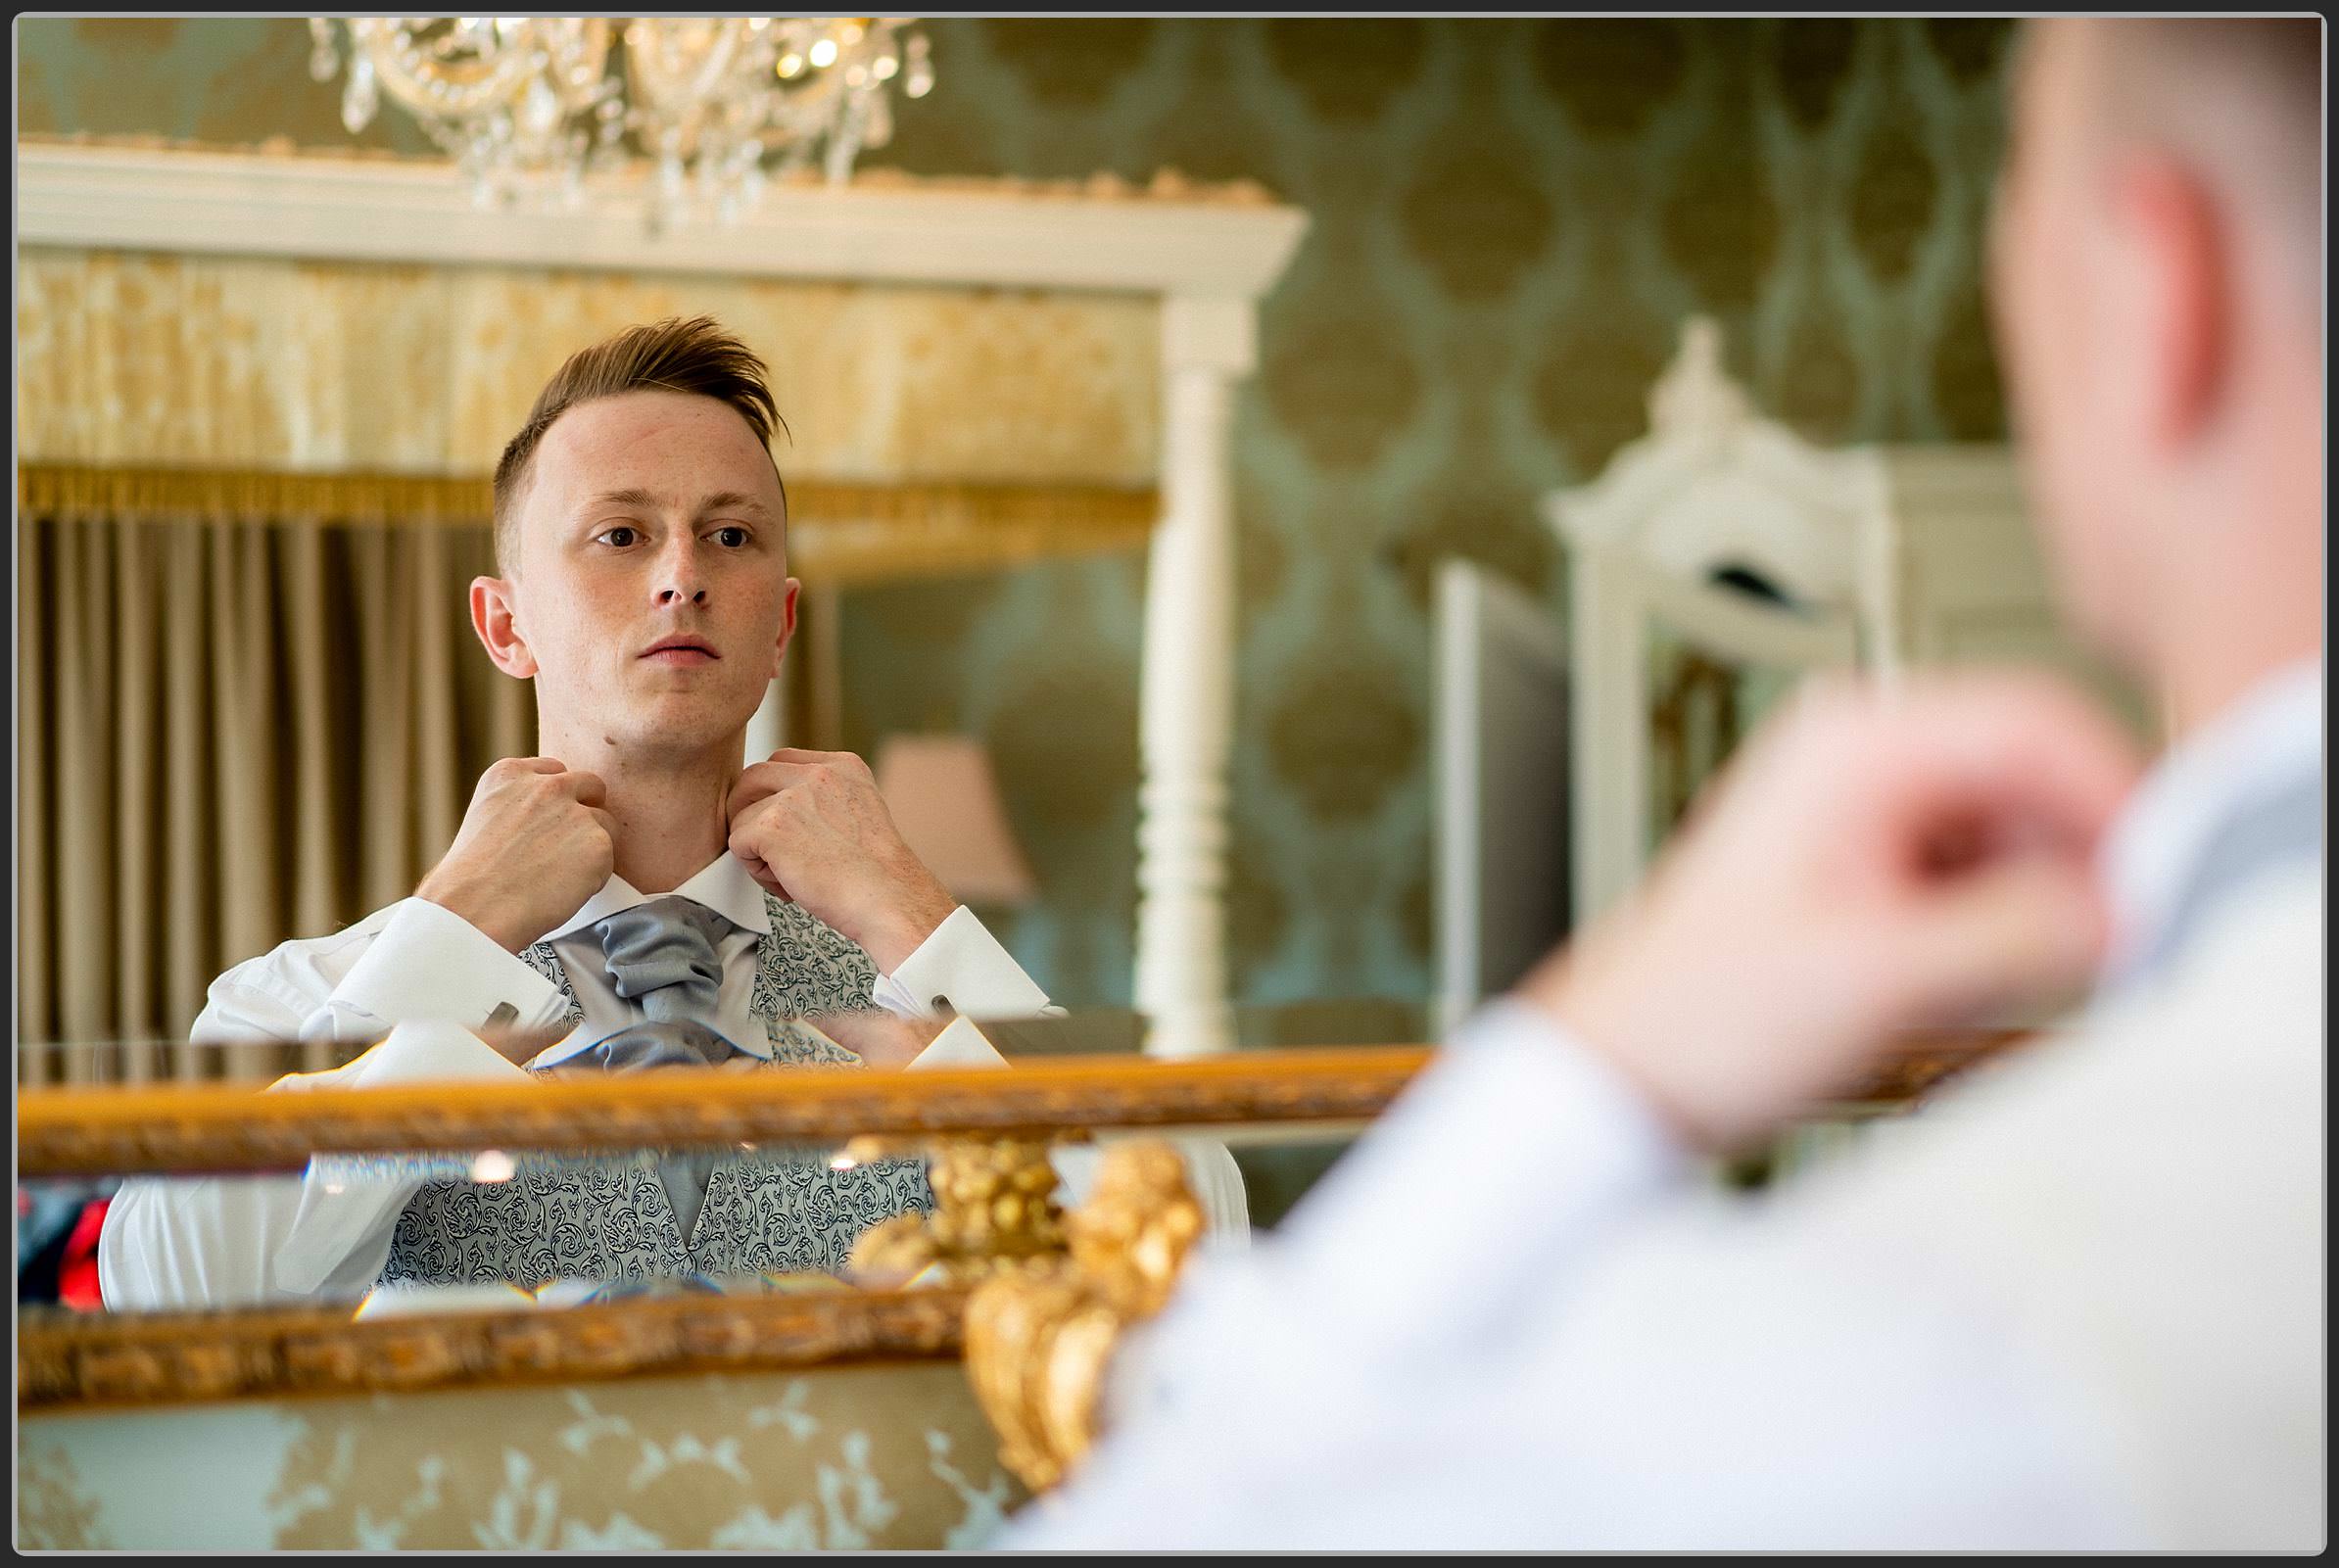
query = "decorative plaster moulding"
xmin=15 ymin=140 xmax=1309 ymax=301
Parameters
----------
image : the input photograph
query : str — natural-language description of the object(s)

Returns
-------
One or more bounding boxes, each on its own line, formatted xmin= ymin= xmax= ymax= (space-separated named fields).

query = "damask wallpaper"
xmin=18 ymin=1362 xmax=1024 ymax=1549
xmin=17 ymin=18 xmax=2019 ymax=1011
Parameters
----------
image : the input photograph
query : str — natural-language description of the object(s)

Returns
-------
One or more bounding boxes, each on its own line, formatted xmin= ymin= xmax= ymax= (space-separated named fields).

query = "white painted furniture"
xmin=19 ymin=142 xmax=1308 ymax=1059
xmin=1549 ymin=317 xmax=2152 ymax=926
xmin=1432 ymin=560 xmax=1572 ymax=1039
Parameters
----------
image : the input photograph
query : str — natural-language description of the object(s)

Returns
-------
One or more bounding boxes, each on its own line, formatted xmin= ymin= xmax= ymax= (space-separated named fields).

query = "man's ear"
xmin=471 ymin=575 xmax=539 ymax=679
xmin=2110 ymin=155 xmax=2227 ymax=450
xmin=770 ymin=575 xmax=801 ymax=682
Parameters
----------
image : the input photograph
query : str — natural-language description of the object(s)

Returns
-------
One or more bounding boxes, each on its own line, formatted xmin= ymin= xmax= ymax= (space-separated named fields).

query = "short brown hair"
xmin=491 ymin=315 xmax=786 ymax=573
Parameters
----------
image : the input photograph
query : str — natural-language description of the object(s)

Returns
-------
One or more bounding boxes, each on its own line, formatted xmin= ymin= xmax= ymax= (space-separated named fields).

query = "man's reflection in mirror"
xmin=95 ymin=318 xmax=1251 ymax=1312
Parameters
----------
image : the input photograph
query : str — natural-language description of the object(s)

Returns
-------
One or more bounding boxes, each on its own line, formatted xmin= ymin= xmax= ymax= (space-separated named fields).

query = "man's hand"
xmin=1517 ymin=671 xmax=2144 ymax=1154
xmin=416 ymin=757 xmax=616 ymax=954
xmin=727 ymin=748 xmax=959 ymax=974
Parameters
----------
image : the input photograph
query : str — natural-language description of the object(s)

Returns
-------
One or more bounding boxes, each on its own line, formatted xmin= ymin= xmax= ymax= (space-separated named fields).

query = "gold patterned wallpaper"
xmin=17 ymin=18 xmax=2020 ymax=1010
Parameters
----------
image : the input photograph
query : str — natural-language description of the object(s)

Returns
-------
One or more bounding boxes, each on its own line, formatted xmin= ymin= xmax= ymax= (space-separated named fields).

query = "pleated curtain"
xmin=17 ymin=475 xmax=534 ymax=1082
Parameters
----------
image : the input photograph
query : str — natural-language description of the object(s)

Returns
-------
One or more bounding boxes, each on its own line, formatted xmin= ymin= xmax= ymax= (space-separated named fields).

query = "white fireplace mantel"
xmin=20 ymin=141 xmax=1309 ymax=1056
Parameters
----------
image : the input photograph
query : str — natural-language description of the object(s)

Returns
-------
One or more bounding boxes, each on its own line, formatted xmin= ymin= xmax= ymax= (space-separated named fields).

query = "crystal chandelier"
xmin=307 ymin=17 xmax=933 ymax=229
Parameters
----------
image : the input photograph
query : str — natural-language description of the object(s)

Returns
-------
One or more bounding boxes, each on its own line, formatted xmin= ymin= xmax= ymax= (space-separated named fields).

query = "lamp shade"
xmin=873 ymin=734 xmax=1039 ymax=908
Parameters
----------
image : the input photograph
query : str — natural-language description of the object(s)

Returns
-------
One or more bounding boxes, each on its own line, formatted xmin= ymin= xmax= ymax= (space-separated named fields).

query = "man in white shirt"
xmin=1015 ymin=19 xmax=2322 ymax=1551
xmin=100 ymin=316 xmax=1243 ymax=1309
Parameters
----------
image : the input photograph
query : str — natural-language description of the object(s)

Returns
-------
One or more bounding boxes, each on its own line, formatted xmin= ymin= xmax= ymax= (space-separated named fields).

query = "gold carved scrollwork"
xmin=846 ymin=1134 xmax=1078 ymax=1286
xmin=960 ymin=1141 xmax=1206 ymax=1494
xmin=842 ymin=1133 xmax=1207 ymax=1493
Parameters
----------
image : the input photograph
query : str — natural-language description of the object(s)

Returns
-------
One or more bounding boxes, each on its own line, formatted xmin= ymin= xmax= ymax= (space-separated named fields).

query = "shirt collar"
xmin=2097 ymin=657 xmax=2324 ymax=980
xmin=540 ymin=851 xmax=775 ymax=946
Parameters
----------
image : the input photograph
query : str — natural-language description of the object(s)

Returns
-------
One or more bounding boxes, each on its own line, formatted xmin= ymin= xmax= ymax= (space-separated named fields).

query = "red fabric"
xmin=59 ymin=1197 xmax=109 ymax=1312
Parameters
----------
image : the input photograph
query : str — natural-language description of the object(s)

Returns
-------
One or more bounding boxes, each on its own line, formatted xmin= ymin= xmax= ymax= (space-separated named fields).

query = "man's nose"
xmin=654 ymin=540 xmax=707 ymax=606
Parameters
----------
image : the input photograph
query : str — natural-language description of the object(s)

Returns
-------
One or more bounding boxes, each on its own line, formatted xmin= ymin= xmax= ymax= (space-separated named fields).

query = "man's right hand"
xmin=1516 ymin=671 xmax=2144 ymax=1154
xmin=415 ymin=757 xmax=615 ymax=954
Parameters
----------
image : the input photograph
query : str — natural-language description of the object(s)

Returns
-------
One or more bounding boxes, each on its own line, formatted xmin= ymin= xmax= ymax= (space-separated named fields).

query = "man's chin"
xmin=603 ymin=693 xmax=761 ymax=755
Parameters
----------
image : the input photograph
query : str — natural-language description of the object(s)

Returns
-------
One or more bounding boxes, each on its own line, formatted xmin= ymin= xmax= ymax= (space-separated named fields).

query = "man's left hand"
xmin=727 ymin=748 xmax=959 ymax=974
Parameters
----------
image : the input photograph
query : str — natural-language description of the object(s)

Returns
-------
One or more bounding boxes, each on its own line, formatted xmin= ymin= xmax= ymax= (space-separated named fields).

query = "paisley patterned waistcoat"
xmin=376 ymin=896 xmax=934 ymax=1290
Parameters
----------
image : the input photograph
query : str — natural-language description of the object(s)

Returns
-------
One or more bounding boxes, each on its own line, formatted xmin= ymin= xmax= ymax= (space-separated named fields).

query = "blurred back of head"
xmin=2099 ymin=20 xmax=2320 ymax=302
xmin=1991 ymin=19 xmax=2323 ymax=734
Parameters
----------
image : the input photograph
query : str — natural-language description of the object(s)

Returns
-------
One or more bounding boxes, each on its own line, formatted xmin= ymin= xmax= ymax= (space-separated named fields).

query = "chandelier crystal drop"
xmin=307 ymin=17 xmax=934 ymax=230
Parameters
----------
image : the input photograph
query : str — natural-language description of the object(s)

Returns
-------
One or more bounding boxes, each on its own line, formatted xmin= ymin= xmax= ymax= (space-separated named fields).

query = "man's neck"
xmin=541 ymin=722 xmax=743 ymax=895
xmin=2154 ymin=413 xmax=2321 ymax=742
xmin=2156 ymin=504 xmax=2320 ymax=740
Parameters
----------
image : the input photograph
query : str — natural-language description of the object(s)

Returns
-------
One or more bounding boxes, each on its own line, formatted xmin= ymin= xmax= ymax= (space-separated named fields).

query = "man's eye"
xmin=713 ymin=526 xmax=750 ymax=547
xmin=597 ymin=526 xmax=641 ymax=547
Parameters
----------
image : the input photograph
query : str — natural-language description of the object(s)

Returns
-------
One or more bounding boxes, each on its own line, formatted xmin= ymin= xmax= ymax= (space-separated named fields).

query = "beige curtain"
xmin=17 ymin=470 xmax=533 ymax=1081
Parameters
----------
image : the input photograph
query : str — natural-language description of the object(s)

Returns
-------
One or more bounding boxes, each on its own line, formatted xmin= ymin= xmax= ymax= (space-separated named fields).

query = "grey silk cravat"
xmin=536 ymin=895 xmax=753 ymax=1242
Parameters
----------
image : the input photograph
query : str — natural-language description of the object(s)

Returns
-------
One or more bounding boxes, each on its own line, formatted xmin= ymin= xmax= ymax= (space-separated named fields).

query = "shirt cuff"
xmin=325 ymin=897 xmax=567 ymax=1039
xmin=904 ymin=1016 xmax=1012 ymax=1071
xmin=875 ymin=905 xmax=1053 ymax=1020
xmin=343 ymin=1019 xmax=535 ymax=1089
xmin=302 ymin=1021 xmax=536 ymax=1197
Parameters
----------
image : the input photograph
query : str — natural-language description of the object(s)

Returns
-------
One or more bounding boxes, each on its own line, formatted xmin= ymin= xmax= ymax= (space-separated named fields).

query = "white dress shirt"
xmin=262 ymin=852 xmax=1046 ymax=1079
xmin=2096 ymin=658 xmax=2324 ymax=982
xmin=99 ymin=854 xmax=1249 ymax=1309
xmin=98 ymin=861 xmax=1033 ymax=1310
xmin=1014 ymin=660 xmax=2323 ymax=1551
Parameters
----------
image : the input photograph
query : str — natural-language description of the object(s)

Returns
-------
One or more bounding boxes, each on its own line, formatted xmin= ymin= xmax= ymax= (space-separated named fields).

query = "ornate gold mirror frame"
xmin=17 ymin=1049 xmax=1420 ymax=1417
xmin=20 ymin=1033 xmax=2016 ymax=1491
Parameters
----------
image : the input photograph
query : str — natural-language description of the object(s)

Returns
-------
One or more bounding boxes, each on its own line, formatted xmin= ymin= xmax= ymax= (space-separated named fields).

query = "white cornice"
xmin=15 ymin=142 xmax=1310 ymax=301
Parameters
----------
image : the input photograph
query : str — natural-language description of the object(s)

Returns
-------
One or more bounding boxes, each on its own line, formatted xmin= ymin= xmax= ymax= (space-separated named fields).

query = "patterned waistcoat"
xmin=376 ymin=896 xmax=934 ymax=1290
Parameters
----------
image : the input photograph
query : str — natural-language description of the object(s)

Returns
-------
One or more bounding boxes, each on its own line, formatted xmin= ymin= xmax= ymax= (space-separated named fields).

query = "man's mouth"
xmin=640 ymin=636 xmax=719 ymax=665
